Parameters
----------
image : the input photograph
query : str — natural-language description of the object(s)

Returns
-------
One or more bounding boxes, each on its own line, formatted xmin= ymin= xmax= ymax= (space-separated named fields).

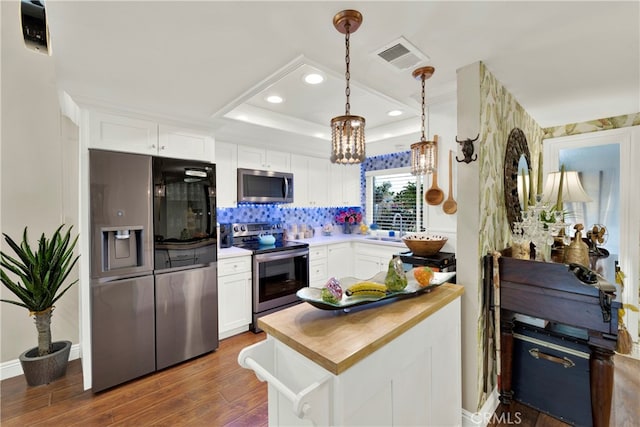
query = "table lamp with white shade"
xmin=541 ymin=168 xmax=592 ymax=263
xmin=541 ymin=170 xmax=593 ymax=209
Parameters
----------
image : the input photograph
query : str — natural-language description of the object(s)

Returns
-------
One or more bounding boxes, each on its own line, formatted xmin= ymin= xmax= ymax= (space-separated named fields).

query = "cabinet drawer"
xmin=218 ymin=257 xmax=251 ymax=276
xmin=310 ymin=259 xmax=328 ymax=288
xmin=309 ymin=246 xmax=328 ymax=260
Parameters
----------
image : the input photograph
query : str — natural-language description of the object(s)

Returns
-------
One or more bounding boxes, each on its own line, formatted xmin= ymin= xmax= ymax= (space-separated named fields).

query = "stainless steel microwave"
xmin=237 ymin=168 xmax=294 ymax=203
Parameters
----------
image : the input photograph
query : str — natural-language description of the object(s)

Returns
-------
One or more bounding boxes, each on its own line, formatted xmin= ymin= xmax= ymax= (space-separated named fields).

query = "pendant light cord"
xmin=344 ymin=22 xmax=351 ymax=115
xmin=420 ymin=74 xmax=426 ymax=142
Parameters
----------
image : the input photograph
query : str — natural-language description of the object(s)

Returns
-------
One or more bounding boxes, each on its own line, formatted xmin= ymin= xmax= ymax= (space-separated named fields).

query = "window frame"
xmin=365 ymin=166 xmax=424 ymax=232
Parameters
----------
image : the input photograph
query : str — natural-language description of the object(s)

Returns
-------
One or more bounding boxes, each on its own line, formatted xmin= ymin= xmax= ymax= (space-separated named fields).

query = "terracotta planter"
xmin=19 ymin=340 xmax=71 ymax=386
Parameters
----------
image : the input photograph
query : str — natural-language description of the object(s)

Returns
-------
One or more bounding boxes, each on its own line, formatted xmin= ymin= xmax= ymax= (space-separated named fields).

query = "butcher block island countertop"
xmin=258 ymin=283 xmax=464 ymax=375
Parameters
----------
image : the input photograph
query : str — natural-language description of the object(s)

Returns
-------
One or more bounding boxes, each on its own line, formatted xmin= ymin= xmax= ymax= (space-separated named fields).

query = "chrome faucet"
xmin=392 ymin=213 xmax=404 ymax=237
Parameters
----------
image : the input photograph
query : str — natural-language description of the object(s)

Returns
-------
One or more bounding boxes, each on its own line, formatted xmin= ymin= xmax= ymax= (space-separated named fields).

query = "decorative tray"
xmin=297 ymin=271 xmax=456 ymax=311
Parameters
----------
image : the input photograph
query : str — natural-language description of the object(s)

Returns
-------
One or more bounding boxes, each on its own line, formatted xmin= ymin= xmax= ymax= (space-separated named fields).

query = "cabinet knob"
xmin=160 ymin=145 xmax=166 ymax=150
xmin=151 ymin=144 xmax=156 ymax=149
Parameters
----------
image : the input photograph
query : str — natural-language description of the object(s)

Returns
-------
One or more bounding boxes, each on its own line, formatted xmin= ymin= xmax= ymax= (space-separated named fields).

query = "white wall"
xmin=455 ymin=62 xmax=482 ymax=413
xmin=1 ymin=0 xmax=79 ymax=364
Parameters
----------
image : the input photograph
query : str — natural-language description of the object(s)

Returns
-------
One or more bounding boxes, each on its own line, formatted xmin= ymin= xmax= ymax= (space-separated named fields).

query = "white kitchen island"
xmin=238 ymin=283 xmax=464 ymax=426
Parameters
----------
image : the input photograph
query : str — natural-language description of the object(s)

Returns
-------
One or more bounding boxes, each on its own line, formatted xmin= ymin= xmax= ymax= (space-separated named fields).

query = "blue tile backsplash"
xmin=217 ymin=205 xmax=361 ymax=227
xmin=217 ymin=151 xmax=410 ymax=226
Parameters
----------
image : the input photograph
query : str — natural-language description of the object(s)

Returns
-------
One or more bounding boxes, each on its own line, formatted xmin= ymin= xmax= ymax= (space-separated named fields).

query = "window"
xmin=365 ymin=167 xmax=424 ymax=232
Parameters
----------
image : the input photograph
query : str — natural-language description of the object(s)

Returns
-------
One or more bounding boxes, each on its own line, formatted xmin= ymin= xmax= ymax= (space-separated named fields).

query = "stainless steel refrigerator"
xmin=90 ymin=150 xmax=218 ymax=392
xmin=152 ymin=156 xmax=218 ymax=370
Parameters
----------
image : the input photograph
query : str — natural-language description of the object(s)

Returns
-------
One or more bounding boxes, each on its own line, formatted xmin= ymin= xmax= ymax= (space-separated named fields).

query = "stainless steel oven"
xmin=254 ymin=247 xmax=308 ymax=312
xmin=230 ymin=222 xmax=309 ymax=332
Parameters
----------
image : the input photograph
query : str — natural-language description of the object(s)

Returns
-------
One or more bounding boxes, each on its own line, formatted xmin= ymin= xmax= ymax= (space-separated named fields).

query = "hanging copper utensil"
xmin=443 ymin=150 xmax=458 ymax=214
xmin=425 ymin=141 xmax=444 ymax=205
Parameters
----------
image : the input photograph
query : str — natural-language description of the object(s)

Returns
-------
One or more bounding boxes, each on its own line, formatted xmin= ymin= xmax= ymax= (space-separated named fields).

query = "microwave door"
xmin=237 ymin=169 xmax=293 ymax=203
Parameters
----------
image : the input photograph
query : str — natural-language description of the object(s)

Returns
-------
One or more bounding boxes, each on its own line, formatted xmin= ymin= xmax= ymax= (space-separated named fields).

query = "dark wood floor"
xmin=9 ymin=331 xmax=630 ymax=427
xmin=488 ymin=401 xmax=569 ymax=427
xmin=1 ymin=332 xmax=268 ymax=426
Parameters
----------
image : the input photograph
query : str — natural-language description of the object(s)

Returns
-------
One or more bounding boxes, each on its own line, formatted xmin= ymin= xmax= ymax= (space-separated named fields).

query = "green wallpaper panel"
xmin=544 ymin=113 xmax=640 ymax=138
xmin=476 ymin=62 xmax=544 ymax=408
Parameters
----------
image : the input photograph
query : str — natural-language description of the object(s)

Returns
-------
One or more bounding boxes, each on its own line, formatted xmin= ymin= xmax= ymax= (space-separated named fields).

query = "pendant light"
xmin=330 ymin=10 xmax=366 ymax=164
xmin=410 ymin=66 xmax=438 ymax=176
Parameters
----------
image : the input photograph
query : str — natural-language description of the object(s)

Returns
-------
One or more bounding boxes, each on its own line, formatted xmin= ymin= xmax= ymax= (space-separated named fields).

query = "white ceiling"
xmin=44 ymin=1 xmax=639 ymax=154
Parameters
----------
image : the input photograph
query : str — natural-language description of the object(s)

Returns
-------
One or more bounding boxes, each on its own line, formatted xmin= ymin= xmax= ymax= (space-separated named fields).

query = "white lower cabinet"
xmin=308 ymin=246 xmax=328 ymax=288
xmin=218 ymin=256 xmax=252 ymax=339
xmin=353 ymin=242 xmax=401 ymax=278
xmin=310 ymin=243 xmax=356 ymax=287
xmin=327 ymin=242 xmax=353 ymax=278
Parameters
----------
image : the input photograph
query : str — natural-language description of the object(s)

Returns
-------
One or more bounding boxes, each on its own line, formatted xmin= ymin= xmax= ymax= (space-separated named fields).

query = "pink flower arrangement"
xmin=335 ymin=209 xmax=362 ymax=225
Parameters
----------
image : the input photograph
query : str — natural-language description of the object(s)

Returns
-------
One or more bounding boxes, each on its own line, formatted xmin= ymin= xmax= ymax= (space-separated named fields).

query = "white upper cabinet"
xmin=89 ymin=111 xmax=158 ymax=155
xmin=237 ymin=145 xmax=291 ymax=172
xmin=88 ymin=111 xmax=215 ymax=162
xmin=291 ymin=154 xmax=329 ymax=207
xmin=329 ymin=163 xmax=361 ymax=206
xmin=157 ymin=125 xmax=214 ymax=162
xmin=215 ymin=141 xmax=238 ymax=207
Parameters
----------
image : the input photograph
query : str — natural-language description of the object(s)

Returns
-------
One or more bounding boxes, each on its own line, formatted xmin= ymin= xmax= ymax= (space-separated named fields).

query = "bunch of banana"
xmin=345 ymin=281 xmax=388 ymax=298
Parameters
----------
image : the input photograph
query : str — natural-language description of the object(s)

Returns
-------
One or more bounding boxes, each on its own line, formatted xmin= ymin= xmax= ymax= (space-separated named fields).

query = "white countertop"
xmin=217 ymin=233 xmax=408 ymax=259
xmin=217 ymin=245 xmax=252 ymax=259
xmin=294 ymin=233 xmax=407 ymax=249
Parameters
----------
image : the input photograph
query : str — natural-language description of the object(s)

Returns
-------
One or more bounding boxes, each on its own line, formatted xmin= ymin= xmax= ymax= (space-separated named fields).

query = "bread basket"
xmin=402 ymin=233 xmax=448 ymax=256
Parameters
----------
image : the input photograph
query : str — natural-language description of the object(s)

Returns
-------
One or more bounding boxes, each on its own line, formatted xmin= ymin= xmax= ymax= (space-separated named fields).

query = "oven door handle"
xmin=254 ymin=248 xmax=309 ymax=262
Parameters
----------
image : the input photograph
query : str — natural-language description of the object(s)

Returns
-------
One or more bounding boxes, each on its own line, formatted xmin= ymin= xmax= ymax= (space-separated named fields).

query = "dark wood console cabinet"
xmin=488 ymin=256 xmax=619 ymax=427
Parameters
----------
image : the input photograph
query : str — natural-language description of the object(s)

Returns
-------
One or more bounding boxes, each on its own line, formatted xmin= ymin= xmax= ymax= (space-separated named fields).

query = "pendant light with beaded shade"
xmin=410 ymin=66 xmax=438 ymax=176
xmin=330 ymin=10 xmax=366 ymax=165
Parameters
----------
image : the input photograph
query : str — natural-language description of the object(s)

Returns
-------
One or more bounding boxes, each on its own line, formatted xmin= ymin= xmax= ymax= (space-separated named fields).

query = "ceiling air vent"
xmin=374 ymin=37 xmax=429 ymax=72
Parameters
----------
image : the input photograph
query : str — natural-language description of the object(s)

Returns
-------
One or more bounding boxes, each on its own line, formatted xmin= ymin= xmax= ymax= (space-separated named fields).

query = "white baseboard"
xmin=0 ymin=343 xmax=81 ymax=381
xmin=219 ymin=325 xmax=250 ymax=340
xmin=462 ymin=387 xmax=500 ymax=427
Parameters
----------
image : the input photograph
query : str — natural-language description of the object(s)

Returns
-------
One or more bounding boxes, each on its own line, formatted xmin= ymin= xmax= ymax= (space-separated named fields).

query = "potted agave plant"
xmin=0 ymin=225 xmax=79 ymax=386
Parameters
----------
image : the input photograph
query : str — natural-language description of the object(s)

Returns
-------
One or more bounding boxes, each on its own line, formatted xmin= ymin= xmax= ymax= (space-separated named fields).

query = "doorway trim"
xmin=544 ymin=126 xmax=640 ymax=342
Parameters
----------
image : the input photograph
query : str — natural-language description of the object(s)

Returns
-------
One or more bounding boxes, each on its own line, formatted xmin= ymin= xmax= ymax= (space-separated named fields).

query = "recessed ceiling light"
xmin=266 ymin=95 xmax=284 ymax=104
xmin=314 ymin=132 xmax=325 ymax=138
xmin=303 ymin=73 xmax=324 ymax=85
xmin=387 ymin=110 xmax=403 ymax=117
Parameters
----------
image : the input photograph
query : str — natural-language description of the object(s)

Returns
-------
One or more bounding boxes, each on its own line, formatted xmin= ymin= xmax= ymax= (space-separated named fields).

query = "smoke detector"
xmin=373 ymin=36 xmax=429 ymax=72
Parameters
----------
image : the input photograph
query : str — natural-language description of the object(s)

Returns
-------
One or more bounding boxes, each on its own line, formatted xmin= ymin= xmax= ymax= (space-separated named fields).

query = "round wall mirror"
xmin=504 ymin=128 xmax=531 ymax=232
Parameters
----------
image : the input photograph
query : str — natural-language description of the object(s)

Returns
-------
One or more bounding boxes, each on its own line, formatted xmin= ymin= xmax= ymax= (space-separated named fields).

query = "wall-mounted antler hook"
xmin=455 ymin=134 xmax=480 ymax=163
